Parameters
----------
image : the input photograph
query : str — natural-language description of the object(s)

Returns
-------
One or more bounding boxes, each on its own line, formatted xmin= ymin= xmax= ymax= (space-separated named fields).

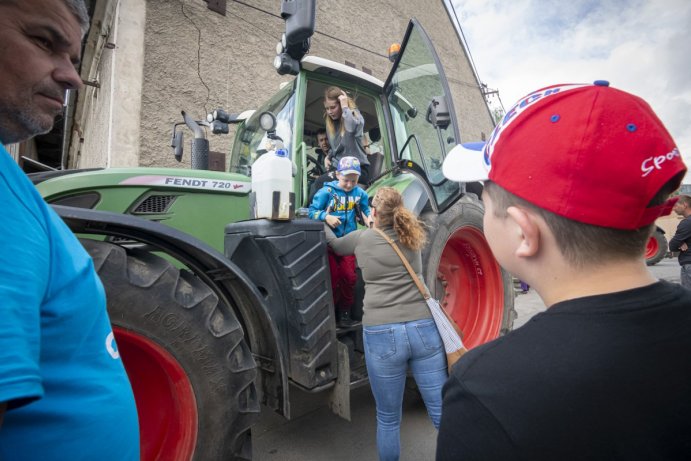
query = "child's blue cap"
xmin=337 ymin=156 xmax=361 ymax=176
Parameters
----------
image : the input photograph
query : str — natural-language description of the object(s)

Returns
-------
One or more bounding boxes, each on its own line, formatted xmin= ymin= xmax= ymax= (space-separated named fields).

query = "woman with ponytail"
xmin=325 ymin=187 xmax=446 ymax=461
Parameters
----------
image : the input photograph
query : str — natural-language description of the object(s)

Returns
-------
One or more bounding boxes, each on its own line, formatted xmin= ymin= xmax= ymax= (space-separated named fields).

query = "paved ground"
xmin=252 ymin=258 xmax=683 ymax=460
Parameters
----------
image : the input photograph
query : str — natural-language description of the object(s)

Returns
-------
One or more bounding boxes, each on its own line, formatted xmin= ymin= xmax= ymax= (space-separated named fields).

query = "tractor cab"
xmin=219 ymin=17 xmax=512 ymax=355
xmin=224 ymin=19 xmax=465 ymax=215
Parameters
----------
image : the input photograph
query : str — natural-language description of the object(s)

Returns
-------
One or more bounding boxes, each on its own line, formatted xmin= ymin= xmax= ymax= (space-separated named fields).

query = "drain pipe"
xmin=60 ymin=89 xmax=77 ymax=170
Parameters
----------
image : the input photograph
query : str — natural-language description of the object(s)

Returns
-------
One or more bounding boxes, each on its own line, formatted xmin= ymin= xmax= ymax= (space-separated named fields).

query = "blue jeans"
xmin=682 ymin=264 xmax=691 ymax=289
xmin=363 ymin=319 xmax=447 ymax=461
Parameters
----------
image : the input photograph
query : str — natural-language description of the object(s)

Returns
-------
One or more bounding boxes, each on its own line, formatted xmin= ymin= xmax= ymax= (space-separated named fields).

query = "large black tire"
xmin=645 ymin=229 xmax=667 ymax=266
xmin=421 ymin=195 xmax=516 ymax=349
xmin=81 ymin=239 xmax=260 ymax=461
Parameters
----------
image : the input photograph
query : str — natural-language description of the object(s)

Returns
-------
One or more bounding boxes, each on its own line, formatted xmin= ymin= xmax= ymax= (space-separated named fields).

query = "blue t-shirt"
xmin=0 ymin=145 xmax=139 ymax=460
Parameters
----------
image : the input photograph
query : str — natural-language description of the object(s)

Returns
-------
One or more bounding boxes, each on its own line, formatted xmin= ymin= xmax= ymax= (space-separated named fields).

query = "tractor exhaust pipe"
xmin=182 ymin=111 xmax=209 ymax=170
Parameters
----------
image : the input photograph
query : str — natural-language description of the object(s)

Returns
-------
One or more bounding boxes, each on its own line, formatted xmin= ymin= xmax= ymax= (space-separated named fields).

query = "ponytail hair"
xmin=372 ymin=187 xmax=427 ymax=250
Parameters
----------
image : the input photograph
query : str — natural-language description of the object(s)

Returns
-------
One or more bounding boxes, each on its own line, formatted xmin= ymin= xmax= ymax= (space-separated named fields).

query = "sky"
xmin=450 ymin=0 xmax=691 ymax=183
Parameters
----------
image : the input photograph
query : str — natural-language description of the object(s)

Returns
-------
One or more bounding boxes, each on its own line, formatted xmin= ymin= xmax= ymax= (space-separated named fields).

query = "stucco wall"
xmin=137 ymin=0 xmax=493 ymax=168
xmin=76 ymin=0 xmax=145 ymax=169
xmin=78 ymin=49 xmax=113 ymax=168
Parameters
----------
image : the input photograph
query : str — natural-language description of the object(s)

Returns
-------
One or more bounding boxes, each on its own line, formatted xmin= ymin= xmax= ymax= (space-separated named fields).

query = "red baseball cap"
xmin=442 ymin=81 xmax=686 ymax=230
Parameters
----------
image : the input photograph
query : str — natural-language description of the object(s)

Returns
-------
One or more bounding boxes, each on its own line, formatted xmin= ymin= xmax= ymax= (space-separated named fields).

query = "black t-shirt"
xmin=436 ymin=281 xmax=691 ymax=461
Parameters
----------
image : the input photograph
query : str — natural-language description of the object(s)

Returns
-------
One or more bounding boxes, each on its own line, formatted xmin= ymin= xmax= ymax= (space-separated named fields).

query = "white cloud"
xmin=452 ymin=0 xmax=691 ymax=182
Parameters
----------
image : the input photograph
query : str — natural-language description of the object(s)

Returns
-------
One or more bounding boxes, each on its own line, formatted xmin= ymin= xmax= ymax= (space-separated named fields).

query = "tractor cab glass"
xmin=384 ymin=19 xmax=461 ymax=210
xmin=229 ymin=81 xmax=296 ymax=176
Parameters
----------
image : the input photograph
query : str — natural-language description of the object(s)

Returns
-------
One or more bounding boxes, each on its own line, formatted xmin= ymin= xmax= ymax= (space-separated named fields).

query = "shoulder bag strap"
xmin=373 ymin=227 xmax=429 ymax=300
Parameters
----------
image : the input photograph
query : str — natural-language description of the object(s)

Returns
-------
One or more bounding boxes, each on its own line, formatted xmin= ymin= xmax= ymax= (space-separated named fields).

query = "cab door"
xmin=383 ymin=19 xmax=462 ymax=213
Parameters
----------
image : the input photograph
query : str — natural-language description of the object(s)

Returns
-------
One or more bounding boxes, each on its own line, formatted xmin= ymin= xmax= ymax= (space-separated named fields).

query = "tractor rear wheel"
xmin=421 ymin=196 xmax=515 ymax=349
xmin=645 ymin=229 xmax=667 ymax=266
xmin=81 ymin=239 xmax=260 ymax=461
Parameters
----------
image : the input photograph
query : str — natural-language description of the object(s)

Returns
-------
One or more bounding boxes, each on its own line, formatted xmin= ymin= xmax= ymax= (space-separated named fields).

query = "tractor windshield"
xmin=229 ymin=81 xmax=297 ymax=176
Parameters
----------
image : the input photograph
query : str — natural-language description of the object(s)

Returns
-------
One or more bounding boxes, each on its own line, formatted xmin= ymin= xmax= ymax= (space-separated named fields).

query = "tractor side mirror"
xmin=172 ymin=129 xmax=184 ymax=162
xmin=282 ymin=0 xmax=315 ymax=47
xmin=274 ymin=0 xmax=316 ymax=75
xmin=426 ymin=96 xmax=450 ymax=129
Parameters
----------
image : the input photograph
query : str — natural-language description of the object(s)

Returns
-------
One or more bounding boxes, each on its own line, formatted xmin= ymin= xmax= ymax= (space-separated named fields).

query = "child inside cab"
xmin=309 ymin=156 xmax=372 ymax=327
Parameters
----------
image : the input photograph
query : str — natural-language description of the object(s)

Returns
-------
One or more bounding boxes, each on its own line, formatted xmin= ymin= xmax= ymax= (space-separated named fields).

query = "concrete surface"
xmin=253 ymin=385 xmax=436 ymax=461
xmin=252 ymin=257 xmax=684 ymax=460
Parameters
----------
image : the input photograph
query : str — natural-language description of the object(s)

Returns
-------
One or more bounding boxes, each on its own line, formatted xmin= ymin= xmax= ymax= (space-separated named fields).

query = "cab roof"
xmin=301 ymin=56 xmax=384 ymax=92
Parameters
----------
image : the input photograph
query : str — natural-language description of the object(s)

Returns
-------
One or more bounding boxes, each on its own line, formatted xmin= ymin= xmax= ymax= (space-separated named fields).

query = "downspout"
xmin=60 ymin=89 xmax=77 ymax=170
xmin=63 ymin=0 xmax=119 ymax=169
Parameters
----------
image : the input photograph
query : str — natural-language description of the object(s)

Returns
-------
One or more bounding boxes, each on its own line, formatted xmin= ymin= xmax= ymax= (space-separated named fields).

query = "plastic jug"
xmin=251 ymin=148 xmax=294 ymax=220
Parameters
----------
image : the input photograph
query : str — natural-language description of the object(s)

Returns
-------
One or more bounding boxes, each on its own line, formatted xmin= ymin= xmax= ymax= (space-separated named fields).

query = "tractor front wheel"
xmin=81 ymin=239 xmax=260 ymax=461
xmin=422 ymin=196 xmax=515 ymax=349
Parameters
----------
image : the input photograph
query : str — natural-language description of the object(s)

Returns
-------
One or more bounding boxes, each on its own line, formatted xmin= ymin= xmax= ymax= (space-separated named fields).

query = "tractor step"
xmin=349 ymin=356 xmax=369 ymax=389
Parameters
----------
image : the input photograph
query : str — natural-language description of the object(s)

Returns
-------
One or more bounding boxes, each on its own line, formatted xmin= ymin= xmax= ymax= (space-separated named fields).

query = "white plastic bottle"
xmin=251 ymin=148 xmax=294 ymax=220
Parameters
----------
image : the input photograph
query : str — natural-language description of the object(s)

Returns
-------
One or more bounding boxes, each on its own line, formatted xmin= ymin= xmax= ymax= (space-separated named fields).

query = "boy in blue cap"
xmin=310 ymin=156 xmax=372 ymax=326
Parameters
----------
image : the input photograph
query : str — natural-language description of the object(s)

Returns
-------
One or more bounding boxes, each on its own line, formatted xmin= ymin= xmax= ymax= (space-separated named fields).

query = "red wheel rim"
xmin=645 ymin=236 xmax=658 ymax=260
xmin=436 ymin=226 xmax=506 ymax=349
xmin=115 ymin=327 xmax=197 ymax=461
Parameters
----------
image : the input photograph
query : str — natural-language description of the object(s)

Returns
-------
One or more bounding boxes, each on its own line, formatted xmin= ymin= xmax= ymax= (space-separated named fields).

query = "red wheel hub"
xmin=437 ymin=226 xmax=506 ymax=349
xmin=645 ymin=235 xmax=659 ymax=260
xmin=114 ymin=328 xmax=197 ymax=461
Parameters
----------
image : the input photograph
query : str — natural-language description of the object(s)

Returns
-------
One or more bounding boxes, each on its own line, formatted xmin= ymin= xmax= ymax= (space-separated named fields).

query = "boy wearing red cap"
xmin=436 ymin=81 xmax=691 ymax=460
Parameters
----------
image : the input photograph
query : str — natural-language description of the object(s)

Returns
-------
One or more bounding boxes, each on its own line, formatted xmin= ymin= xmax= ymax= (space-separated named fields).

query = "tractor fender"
xmin=224 ymin=218 xmax=340 ymax=401
xmin=29 ymin=167 xmax=103 ymax=185
xmin=52 ymin=205 xmax=290 ymax=416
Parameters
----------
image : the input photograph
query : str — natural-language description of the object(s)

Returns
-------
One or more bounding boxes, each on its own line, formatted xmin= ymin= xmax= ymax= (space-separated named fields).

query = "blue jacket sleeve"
xmin=309 ymin=187 xmax=330 ymax=221
xmin=669 ymin=218 xmax=691 ymax=252
xmin=358 ymin=188 xmax=371 ymax=217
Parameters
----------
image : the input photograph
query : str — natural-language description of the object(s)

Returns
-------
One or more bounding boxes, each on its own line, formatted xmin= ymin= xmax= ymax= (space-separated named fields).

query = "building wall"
xmin=74 ymin=0 xmax=145 ymax=169
xmin=109 ymin=0 xmax=146 ymax=167
xmin=135 ymin=0 xmax=494 ymax=168
xmin=78 ymin=47 xmax=114 ymax=168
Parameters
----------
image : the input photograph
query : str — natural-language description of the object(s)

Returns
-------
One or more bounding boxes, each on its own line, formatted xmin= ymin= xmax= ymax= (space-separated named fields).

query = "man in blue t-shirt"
xmin=0 ymin=1 xmax=139 ymax=459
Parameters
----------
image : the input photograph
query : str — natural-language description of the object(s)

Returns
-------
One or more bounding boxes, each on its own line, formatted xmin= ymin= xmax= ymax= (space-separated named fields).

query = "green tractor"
xmin=33 ymin=3 xmax=515 ymax=460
